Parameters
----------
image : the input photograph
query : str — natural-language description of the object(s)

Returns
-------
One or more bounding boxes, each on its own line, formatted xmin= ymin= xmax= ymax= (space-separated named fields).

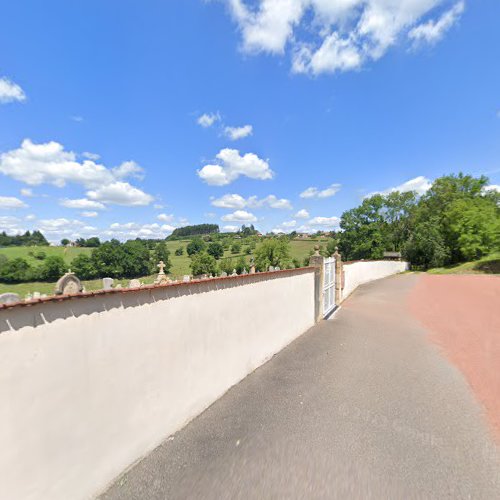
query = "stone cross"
xmin=157 ymin=261 xmax=166 ymax=275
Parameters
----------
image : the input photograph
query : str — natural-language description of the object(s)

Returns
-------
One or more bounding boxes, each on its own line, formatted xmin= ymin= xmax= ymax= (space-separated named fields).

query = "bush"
xmin=230 ymin=242 xmax=241 ymax=254
xmin=187 ymin=238 xmax=206 ymax=256
xmin=36 ymin=256 xmax=66 ymax=281
xmin=71 ymin=254 xmax=98 ymax=280
xmin=190 ymin=252 xmax=217 ymax=276
xmin=34 ymin=250 xmax=47 ymax=260
xmin=207 ymin=242 xmax=224 ymax=260
xmin=0 ymin=258 xmax=33 ymax=283
xmin=254 ymin=238 xmax=292 ymax=271
xmin=175 ymin=247 xmax=184 ymax=256
xmin=151 ymin=242 xmax=171 ymax=274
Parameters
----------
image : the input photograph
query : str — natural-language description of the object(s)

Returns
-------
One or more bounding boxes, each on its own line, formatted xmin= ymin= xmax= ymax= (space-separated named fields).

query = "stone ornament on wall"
xmin=55 ymin=272 xmax=83 ymax=296
xmin=0 ymin=293 xmax=21 ymax=305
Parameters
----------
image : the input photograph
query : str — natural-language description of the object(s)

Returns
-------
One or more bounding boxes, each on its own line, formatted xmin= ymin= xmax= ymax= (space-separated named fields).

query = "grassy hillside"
xmin=427 ymin=253 xmax=500 ymax=275
xmin=0 ymin=239 xmax=322 ymax=295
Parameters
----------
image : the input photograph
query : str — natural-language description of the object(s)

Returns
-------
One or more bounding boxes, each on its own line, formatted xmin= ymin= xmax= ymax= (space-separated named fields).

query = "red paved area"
xmin=409 ymin=274 xmax=500 ymax=440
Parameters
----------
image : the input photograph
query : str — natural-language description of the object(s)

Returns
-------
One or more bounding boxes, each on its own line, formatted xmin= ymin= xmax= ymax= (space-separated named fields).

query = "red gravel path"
xmin=409 ymin=274 xmax=500 ymax=440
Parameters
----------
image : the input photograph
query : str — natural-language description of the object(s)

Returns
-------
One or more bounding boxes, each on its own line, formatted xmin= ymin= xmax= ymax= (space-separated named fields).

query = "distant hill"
xmin=168 ymin=224 xmax=219 ymax=240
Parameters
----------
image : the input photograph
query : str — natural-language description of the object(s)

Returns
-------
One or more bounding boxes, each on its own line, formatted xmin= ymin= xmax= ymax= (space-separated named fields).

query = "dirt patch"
xmin=408 ymin=274 xmax=500 ymax=440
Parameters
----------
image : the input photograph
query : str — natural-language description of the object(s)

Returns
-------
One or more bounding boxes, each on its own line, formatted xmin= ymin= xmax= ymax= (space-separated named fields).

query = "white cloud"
xmin=282 ymin=220 xmax=297 ymax=228
xmin=295 ymin=209 xmax=309 ymax=218
xmin=80 ymin=211 xmax=99 ymax=218
xmin=211 ymin=193 xmax=292 ymax=209
xmin=223 ymin=225 xmax=240 ymax=232
xmin=221 ymin=210 xmax=257 ymax=222
xmin=0 ymin=196 xmax=28 ymax=209
xmin=104 ymin=222 xmax=175 ymax=240
xmin=369 ymin=176 xmax=432 ymax=197
xmin=308 ymin=216 xmax=340 ymax=228
xmin=0 ymin=77 xmax=26 ymax=103
xmin=484 ymin=185 xmax=500 ymax=193
xmin=0 ymin=216 xmax=24 ymax=234
xmin=71 ymin=116 xmax=84 ymax=122
xmin=0 ymin=140 xmax=151 ymax=203
xmin=20 ymin=188 xmax=34 ymax=197
xmin=60 ymin=198 xmax=106 ymax=210
xmin=157 ymin=213 xmax=175 ymax=222
xmin=87 ymin=181 xmax=153 ymax=206
xmin=25 ymin=214 xmax=36 ymax=221
xmin=112 ymin=160 xmax=144 ymax=180
xmin=225 ymin=0 xmax=463 ymax=75
xmin=300 ymin=183 xmax=341 ymax=199
xmin=82 ymin=152 xmax=100 ymax=161
xmin=224 ymin=125 xmax=253 ymax=140
xmin=197 ymin=112 xmax=220 ymax=128
xmin=198 ymin=148 xmax=274 ymax=186
xmin=409 ymin=1 xmax=465 ymax=46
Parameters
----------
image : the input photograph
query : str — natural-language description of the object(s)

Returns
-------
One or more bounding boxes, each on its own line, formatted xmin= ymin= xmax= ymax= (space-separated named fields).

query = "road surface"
xmin=101 ymin=273 xmax=500 ymax=499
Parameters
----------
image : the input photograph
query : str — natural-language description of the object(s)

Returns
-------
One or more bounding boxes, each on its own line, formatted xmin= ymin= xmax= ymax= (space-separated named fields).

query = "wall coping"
xmin=0 ymin=267 xmax=315 ymax=312
xmin=343 ymin=259 xmax=408 ymax=265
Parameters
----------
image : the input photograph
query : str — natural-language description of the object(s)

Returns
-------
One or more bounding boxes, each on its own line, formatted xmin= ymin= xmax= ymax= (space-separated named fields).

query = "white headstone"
xmin=268 ymin=266 xmax=274 ymax=272
xmin=55 ymin=272 xmax=83 ymax=295
xmin=183 ymin=275 xmax=191 ymax=283
xmin=221 ymin=271 xmax=228 ymax=277
xmin=103 ymin=278 xmax=114 ymax=290
xmin=128 ymin=279 xmax=141 ymax=288
xmin=33 ymin=292 xmax=41 ymax=299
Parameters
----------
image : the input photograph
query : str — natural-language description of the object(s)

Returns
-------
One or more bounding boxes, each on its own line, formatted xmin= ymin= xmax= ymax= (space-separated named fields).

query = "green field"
xmin=427 ymin=252 xmax=500 ymax=275
xmin=0 ymin=239 xmax=322 ymax=296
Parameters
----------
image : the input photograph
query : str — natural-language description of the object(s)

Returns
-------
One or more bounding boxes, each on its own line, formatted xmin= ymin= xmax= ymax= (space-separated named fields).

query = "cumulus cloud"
xmin=369 ymin=176 xmax=432 ymax=197
xmin=197 ymin=112 xmax=220 ymax=128
xmin=20 ymin=188 xmax=34 ymax=197
xmin=87 ymin=182 xmax=153 ymax=206
xmin=409 ymin=1 xmax=465 ymax=46
xmin=198 ymin=148 xmax=274 ymax=186
xmin=104 ymin=222 xmax=175 ymax=240
xmin=0 ymin=77 xmax=26 ymax=103
xmin=484 ymin=185 xmax=500 ymax=193
xmin=82 ymin=152 xmax=100 ymax=161
xmin=211 ymin=193 xmax=292 ymax=209
xmin=224 ymin=0 xmax=464 ymax=75
xmin=295 ymin=209 xmax=309 ymax=218
xmin=221 ymin=210 xmax=257 ymax=222
xmin=80 ymin=211 xmax=99 ymax=218
xmin=157 ymin=213 xmax=175 ymax=222
xmin=223 ymin=225 xmax=240 ymax=232
xmin=0 ymin=196 xmax=28 ymax=209
xmin=224 ymin=125 xmax=253 ymax=140
xmin=300 ymin=183 xmax=341 ymax=199
xmin=0 ymin=139 xmax=154 ymax=206
xmin=60 ymin=198 xmax=106 ymax=210
xmin=0 ymin=216 xmax=25 ymax=234
xmin=308 ymin=216 xmax=340 ymax=228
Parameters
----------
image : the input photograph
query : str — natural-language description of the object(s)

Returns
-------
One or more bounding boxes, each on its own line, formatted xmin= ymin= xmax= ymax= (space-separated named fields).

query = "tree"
xmin=235 ymin=256 xmax=247 ymax=274
xmin=230 ymin=242 xmax=241 ymax=254
xmin=207 ymin=242 xmax=224 ymax=260
xmin=254 ymin=238 xmax=292 ymax=271
xmin=403 ymin=221 xmax=449 ymax=269
xmin=0 ymin=258 xmax=33 ymax=283
xmin=190 ymin=252 xmax=217 ymax=276
xmin=36 ymin=256 xmax=66 ymax=281
xmin=186 ymin=238 xmax=206 ymax=256
xmin=85 ymin=237 xmax=101 ymax=248
xmin=151 ymin=242 xmax=171 ymax=274
xmin=175 ymin=247 xmax=184 ymax=256
xmin=71 ymin=254 xmax=98 ymax=280
xmin=61 ymin=238 xmax=70 ymax=246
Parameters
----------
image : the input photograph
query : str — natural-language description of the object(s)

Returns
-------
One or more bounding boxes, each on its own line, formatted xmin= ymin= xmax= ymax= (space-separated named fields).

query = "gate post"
xmin=333 ymin=247 xmax=343 ymax=304
xmin=309 ymin=245 xmax=324 ymax=322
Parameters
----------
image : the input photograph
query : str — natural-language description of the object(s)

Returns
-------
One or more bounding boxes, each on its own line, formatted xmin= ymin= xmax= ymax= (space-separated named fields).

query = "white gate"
xmin=323 ymin=256 xmax=336 ymax=317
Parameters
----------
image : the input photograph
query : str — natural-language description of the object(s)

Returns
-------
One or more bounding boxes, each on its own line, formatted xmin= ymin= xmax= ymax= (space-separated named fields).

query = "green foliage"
xmin=34 ymin=250 xmax=47 ymax=260
xmin=238 ymin=224 xmax=258 ymax=237
xmin=0 ymin=258 xmax=33 ymax=283
xmin=235 ymin=256 xmax=246 ymax=274
xmin=61 ymin=238 xmax=70 ymax=246
xmin=169 ymin=224 xmax=219 ymax=239
xmin=254 ymin=238 xmax=292 ymax=271
xmin=230 ymin=242 xmax=241 ymax=254
xmin=190 ymin=252 xmax=217 ymax=276
xmin=71 ymin=254 xmax=98 ymax=280
xmin=207 ymin=242 xmax=224 ymax=260
xmin=186 ymin=238 xmax=206 ymax=256
xmin=76 ymin=237 xmax=101 ymax=247
xmin=403 ymin=221 xmax=450 ymax=269
xmin=174 ymin=246 xmax=184 ymax=256
xmin=218 ymin=258 xmax=235 ymax=275
xmin=0 ymin=230 xmax=49 ymax=247
xmin=36 ymin=256 xmax=67 ymax=281
xmin=151 ymin=242 xmax=171 ymax=273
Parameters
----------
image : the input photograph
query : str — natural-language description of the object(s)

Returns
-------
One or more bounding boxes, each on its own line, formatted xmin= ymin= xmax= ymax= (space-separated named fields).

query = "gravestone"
xmin=128 ymin=279 xmax=141 ymax=288
xmin=242 ymin=268 xmax=248 ymax=275
xmin=275 ymin=266 xmax=280 ymax=271
xmin=268 ymin=266 xmax=274 ymax=272
xmin=103 ymin=278 xmax=114 ymax=290
xmin=33 ymin=292 xmax=41 ymax=299
xmin=154 ymin=261 xmax=169 ymax=285
xmin=221 ymin=271 xmax=228 ymax=277
xmin=183 ymin=275 xmax=190 ymax=282
xmin=231 ymin=269 xmax=237 ymax=276
xmin=0 ymin=293 xmax=20 ymax=305
xmin=55 ymin=272 xmax=83 ymax=295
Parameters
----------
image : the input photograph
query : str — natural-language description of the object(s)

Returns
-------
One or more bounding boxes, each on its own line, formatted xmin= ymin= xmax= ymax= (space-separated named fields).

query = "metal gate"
xmin=323 ymin=256 xmax=336 ymax=317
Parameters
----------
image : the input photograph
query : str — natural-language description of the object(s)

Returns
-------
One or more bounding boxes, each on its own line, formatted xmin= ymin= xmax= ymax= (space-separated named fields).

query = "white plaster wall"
xmin=0 ymin=270 xmax=315 ymax=500
xmin=342 ymin=261 xmax=409 ymax=300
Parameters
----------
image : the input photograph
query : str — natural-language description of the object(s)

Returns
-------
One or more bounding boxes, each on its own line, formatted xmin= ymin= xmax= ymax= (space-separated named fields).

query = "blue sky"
xmin=0 ymin=0 xmax=499 ymax=242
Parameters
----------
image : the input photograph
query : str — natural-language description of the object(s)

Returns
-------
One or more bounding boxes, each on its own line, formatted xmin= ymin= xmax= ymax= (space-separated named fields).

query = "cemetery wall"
xmin=0 ymin=268 xmax=315 ymax=500
xmin=342 ymin=260 xmax=409 ymax=299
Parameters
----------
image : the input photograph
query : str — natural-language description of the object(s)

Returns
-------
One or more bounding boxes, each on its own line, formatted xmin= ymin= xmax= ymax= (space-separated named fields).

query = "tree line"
xmin=0 ymin=230 xmax=48 ymax=247
xmin=339 ymin=174 xmax=500 ymax=269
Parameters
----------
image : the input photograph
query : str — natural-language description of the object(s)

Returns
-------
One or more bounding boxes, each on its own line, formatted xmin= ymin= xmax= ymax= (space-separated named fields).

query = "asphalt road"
xmin=101 ymin=273 xmax=500 ymax=499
